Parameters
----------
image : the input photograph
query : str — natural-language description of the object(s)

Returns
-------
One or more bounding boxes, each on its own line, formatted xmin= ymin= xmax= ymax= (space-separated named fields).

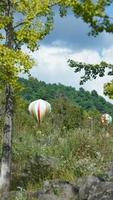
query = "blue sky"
xmin=24 ymin=5 xmax=113 ymax=103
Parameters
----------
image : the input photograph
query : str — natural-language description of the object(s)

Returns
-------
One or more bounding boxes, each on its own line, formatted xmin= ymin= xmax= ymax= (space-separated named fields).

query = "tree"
xmin=0 ymin=0 xmax=113 ymax=199
xmin=0 ymin=1 xmax=55 ymax=199
xmin=68 ymin=60 xmax=113 ymax=98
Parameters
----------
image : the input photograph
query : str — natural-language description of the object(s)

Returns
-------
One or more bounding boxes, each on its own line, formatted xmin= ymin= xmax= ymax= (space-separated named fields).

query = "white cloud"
xmin=68 ymin=49 xmax=101 ymax=64
xmin=24 ymin=45 xmax=80 ymax=88
xmin=102 ymin=46 xmax=113 ymax=63
xmin=22 ymin=44 xmax=113 ymax=104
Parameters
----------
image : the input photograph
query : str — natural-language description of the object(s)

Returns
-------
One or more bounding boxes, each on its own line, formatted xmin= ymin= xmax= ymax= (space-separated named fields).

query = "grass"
xmin=1 ymin=105 xmax=113 ymax=192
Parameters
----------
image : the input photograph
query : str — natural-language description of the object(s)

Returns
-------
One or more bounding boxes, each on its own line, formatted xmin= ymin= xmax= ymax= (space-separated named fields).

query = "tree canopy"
xmin=68 ymin=60 xmax=113 ymax=99
xmin=1 ymin=0 xmax=113 ymax=88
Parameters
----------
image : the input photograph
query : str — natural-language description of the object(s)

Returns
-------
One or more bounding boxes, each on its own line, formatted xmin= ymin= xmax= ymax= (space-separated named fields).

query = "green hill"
xmin=19 ymin=77 xmax=113 ymax=115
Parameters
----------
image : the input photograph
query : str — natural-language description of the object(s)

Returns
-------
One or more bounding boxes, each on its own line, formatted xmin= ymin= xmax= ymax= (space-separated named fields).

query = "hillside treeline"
xmin=19 ymin=77 xmax=113 ymax=115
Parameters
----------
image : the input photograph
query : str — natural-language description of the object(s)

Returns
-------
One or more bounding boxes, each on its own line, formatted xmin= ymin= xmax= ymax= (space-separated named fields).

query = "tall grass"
xmin=0 ymin=98 xmax=113 ymax=191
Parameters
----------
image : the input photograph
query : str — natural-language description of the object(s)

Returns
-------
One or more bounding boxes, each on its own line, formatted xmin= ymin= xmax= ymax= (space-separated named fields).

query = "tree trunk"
xmin=0 ymin=0 xmax=14 ymax=199
xmin=0 ymin=85 xmax=13 ymax=200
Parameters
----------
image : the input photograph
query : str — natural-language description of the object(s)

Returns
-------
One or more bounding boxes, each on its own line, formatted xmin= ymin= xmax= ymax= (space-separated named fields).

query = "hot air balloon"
xmin=28 ymin=99 xmax=51 ymax=123
xmin=101 ymin=113 xmax=112 ymax=125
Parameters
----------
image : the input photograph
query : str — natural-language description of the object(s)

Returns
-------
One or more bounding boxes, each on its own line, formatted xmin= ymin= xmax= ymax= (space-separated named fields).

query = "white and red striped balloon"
xmin=101 ymin=113 xmax=112 ymax=125
xmin=28 ymin=99 xmax=51 ymax=123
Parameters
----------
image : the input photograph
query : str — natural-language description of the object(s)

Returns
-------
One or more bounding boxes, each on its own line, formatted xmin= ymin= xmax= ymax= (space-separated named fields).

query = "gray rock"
xmin=9 ymin=176 xmax=113 ymax=200
xmin=10 ymin=160 xmax=113 ymax=200
xmin=35 ymin=180 xmax=79 ymax=200
xmin=38 ymin=194 xmax=64 ymax=200
xmin=105 ymin=162 xmax=113 ymax=181
xmin=76 ymin=175 xmax=113 ymax=200
xmin=88 ymin=182 xmax=113 ymax=200
xmin=78 ymin=176 xmax=101 ymax=200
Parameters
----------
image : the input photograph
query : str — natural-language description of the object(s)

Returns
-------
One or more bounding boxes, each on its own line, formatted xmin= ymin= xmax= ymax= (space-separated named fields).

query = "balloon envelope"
xmin=28 ymin=99 xmax=51 ymax=123
xmin=101 ymin=113 xmax=112 ymax=125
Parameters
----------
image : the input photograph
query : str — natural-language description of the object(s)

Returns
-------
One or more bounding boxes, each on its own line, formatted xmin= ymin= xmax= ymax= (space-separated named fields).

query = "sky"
xmin=23 ymin=6 xmax=113 ymax=104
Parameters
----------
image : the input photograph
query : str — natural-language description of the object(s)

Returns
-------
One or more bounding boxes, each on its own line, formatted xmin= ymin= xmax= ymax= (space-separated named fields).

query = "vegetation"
xmin=1 ymin=0 xmax=113 ymax=199
xmin=2 ymin=78 xmax=113 ymax=184
xmin=68 ymin=60 xmax=113 ymax=99
xmin=1 ymin=83 xmax=113 ymax=196
xmin=0 ymin=78 xmax=113 ymax=199
xmin=19 ymin=77 xmax=113 ymax=115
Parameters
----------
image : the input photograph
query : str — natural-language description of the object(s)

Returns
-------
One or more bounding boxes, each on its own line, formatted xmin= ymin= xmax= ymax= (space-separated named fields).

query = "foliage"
xmin=68 ymin=60 xmax=113 ymax=99
xmin=0 ymin=0 xmax=113 ymax=88
xmin=59 ymin=0 xmax=113 ymax=36
xmin=0 ymin=0 xmax=55 ymax=89
xmin=0 ymin=46 xmax=34 ymax=87
xmin=0 ymin=87 xmax=112 ymax=192
xmin=53 ymin=97 xmax=84 ymax=129
xmin=68 ymin=60 xmax=113 ymax=84
xmin=104 ymin=80 xmax=113 ymax=98
xmin=19 ymin=77 xmax=113 ymax=115
xmin=8 ymin=96 xmax=113 ymax=190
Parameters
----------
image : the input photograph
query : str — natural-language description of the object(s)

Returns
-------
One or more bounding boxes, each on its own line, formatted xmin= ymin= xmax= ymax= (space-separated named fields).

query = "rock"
xmin=105 ymin=162 xmax=113 ymax=181
xmin=38 ymin=194 xmax=64 ymax=200
xmin=9 ymin=176 xmax=113 ymax=200
xmin=77 ymin=176 xmax=101 ymax=200
xmin=88 ymin=182 xmax=113 ymax=200
xmin=76 ymin=175 xmax=113 ymax=200
xmin=10 ymin=161 xmax=113 ymax=200
xmin=34 ymin=180 xmax=79 ymax=200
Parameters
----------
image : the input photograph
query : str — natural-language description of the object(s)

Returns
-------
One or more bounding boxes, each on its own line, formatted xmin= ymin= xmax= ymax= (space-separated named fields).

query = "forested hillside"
xmin=19 ymin=77 xmax=113 ymax=115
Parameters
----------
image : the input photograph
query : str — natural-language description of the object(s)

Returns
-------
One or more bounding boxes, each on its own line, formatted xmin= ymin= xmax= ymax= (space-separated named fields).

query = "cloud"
xmin=25 ymin=45 xmax=79 ymax=88
xmin=22 ymin=44 xmax=113 ymax=104
xmin=68 ymin=49 xmax=101 ymax=64
xmin=102 ymin=47 xmax=113 ymax=63
xmin=21 ymin=7 xmax=113 ymax=104
xmin=41 ymin=13 xmax=113 ymax=52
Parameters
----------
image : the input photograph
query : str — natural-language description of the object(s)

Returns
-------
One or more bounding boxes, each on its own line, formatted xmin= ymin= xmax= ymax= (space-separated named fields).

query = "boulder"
xmin=76 ymin=175 xmax=113 ymax=200
xmin=105 ymin=161 xmax=113 ymax=181
xmin=88 ymin=181 xmax=113 ymax=200
xmin=31 ymin=180 xmax=79 ymax=200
